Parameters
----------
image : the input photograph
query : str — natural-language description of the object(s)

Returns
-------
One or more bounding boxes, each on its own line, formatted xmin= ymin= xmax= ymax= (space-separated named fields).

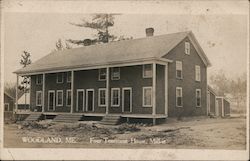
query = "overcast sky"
xmin=2 ymin=0 xmax=248 ymax=84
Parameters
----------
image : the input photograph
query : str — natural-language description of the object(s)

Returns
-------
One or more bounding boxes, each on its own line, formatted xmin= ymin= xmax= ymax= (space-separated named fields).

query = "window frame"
xmin=143 ymin=64 xmax=153 ymax=78
xmin=56 ymin=90 xmax=63 ymax=106
xmin=111 ymin=88 xmax=120 ymax=107
xmin=176 ymin=61 xmax=183 ymax=79
xmin=36 ymin=91 xmax=42 ymax=106
xmin=36 ymin=75 xmax=42 ymax=85
xmin=142 ymin=86 xmax=153 ymax=107
xmin=4 ymin=103 xmax=10 ymax=111
xmin=98 ymin=88 xmax=107 ymax=107
xmin=196 ymin=89 xmax=202 ymax=107
xmin=195 ymin=65 xmax=201 ymax=81
xmin=111 ymin=67 xmax=120 ymax=80
xmin=185 ymin=41 xmax=190 ymax=55
xmin=176 ymin=87 xmax=183 ymax=107
xmin=67 ymin=72 xmax=72 ymax=83
xmin=57 ymin=73 xmax=64 ymax=84
xmin=99 ymin=68 xmax=107 ymax=81
xmin=66 ymin=89 xmax=71 ymax=106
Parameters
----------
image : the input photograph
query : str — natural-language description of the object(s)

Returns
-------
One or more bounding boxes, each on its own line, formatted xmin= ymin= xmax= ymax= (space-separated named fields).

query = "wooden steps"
xmin=53 ymin=114 xmax=83 ymax=122
xmin=99 ymin=115 xmax=121 ymax=125
xmin=25 ymin=113 xmax=43 ymax=121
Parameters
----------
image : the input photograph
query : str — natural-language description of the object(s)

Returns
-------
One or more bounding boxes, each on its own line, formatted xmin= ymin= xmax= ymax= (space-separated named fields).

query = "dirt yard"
xmin=4 ymin=117 xmax=246 ymax=149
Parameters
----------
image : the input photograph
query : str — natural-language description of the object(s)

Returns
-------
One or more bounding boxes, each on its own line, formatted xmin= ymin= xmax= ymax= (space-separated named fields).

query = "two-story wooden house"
xmin=14 ymin=28 xmax=211 ymax=124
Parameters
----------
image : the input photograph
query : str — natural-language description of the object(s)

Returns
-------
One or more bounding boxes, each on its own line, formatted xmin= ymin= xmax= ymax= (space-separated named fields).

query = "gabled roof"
xmin=208 ymin=85 xmax=218 ymax=96
xmin=14 ymin=31 xmax=211 ymax=75
xmin=4 ymin=92 xmax=14 ymax=100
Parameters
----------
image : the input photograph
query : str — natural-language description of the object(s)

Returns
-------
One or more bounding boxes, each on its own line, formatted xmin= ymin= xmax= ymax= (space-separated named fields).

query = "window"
xmin=57 ymin=73 xmax=64 ymax=83
xmin=36 ymin=75 xmax=42 ymax=85
xmin=196 ymin=89 xmax=201 ymax=107
xmin=143 ymin=64 xmax=152 ymax=78
xmin=176 ymin=87 xmax=182 ymax=107
xmin=111 ymin=67 xmax=120 ymax=80
xmin=143 ymin=87 xmax=152 ymax=107
xmin=111 ymin=88 xmax=120 ymax=107
xmin=176 ymin=61 xmax=183 ymax=79
xmin=98 ymin=88 xmax=107 ymax=106
xmin=67 ymin=72 xmax=71 ymax=83
xmin=36 ymin=91 xmax=42 ymax=106
xmin=56 ymin=90 xmax=63 ymax=106
xmin=185 ymin=42 xmax=190 ymax=55
xmin=195 ymin=65 xmax=201 ymax=81
xmin=66 ymin=90 xmax=71 ymax=106
xmin=99 ymin=68 xmax=106 ymax=81
xmin=4 ymin=103 xmax=9 ymax=111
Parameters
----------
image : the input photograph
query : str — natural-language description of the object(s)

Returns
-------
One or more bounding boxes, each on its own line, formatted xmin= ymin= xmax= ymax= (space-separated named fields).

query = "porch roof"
xmin=14 ymin=31 xmax=211 ymax=75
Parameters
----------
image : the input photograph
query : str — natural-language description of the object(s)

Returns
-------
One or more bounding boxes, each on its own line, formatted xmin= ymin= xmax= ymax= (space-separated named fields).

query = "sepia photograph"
xmin=1 ymin=0 xmax=249 ymax=160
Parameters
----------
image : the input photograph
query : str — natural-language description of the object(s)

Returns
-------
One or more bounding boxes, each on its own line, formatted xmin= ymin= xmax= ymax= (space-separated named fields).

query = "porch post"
xmin=15 ymin=74 xmax=19 ymax=112
xmin=165 ymin=64 xmax=168 ymax=116
xmin=152 ymin=63 xmax=156 ymax=125
xmin=106 ymin=67 xmax=110 ymax=115
xmin=152 ymin=63 xmax=156 ymax=115
xmin=42 ymin=73 xmax=45 ymax=112
xmin=71 ymin=70 xmax=74 ymax=113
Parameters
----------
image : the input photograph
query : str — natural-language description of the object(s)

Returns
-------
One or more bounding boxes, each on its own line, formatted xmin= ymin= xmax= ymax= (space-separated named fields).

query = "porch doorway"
xmin=48 ymin=91 xmax=55 ymax=111
xmin=77 ymin=89 xmax=85 ymax=112
xmin=122 ymin=88 xmax=132 ymax=113
xmin=86 ymin=89 xmax=94 ymax=112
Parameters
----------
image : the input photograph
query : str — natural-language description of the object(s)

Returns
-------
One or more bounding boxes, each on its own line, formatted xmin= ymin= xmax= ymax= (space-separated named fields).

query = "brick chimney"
xmin=146 ymin=27 xmax=154 ymax=37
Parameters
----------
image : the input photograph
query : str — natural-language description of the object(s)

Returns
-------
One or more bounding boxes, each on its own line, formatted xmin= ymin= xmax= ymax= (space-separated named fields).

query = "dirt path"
xmin=4 ymin=117 xmax=246 ymax=149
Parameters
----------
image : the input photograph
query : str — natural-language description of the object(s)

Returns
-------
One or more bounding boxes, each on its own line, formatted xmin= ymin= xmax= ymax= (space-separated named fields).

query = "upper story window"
xmin=99 ymin=68 xmax=106 ymax=81
xmin=176 ymin=61 xmax=183 ymax=79
xmin=67 ymin=72 xmax=71 ymax=83
xmin=143 ymin=87 xmax=152 ymax=107
xmin=36 ymin=75 xmax=43 ymax=85
xmin=176 ymin=87 xmax=183 ymax=107
xmin=185 ymin=42 xmax=190 ymax=55
xmin=143 ymin=64 xmax=152 ymax=78
xmin=57 ymin=73 xmax=64 ymax=83
xmin=195 ymin=65 xmax=201 ymax=81
xmin=196 ymin=89 xmax=201 ymax=107
xmin=111 ymin=67 xmax=120 ymax=80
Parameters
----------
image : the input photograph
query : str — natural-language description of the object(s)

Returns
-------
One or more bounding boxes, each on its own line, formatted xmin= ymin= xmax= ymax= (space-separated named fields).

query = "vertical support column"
xmin=106 ymin=67 xmax=110 ymax=115
xmin=71 ymin=70 xmax=74 ymax=113
xmin=152 ymin=63 xmax=156 ymax=115
xmin=222 ymin=98 xmax=224 ymax=117
xmin=15 ymin=75 xmax=19 ymax=112
xmin=165 ymin=64 xmax=168 ymax=116
xmin=42 ymin=73 xmax=45 ymax=112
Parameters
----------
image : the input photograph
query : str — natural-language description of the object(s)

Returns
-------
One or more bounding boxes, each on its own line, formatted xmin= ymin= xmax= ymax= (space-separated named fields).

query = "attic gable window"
xmin=176 ymin=61 xmax=183 ymax=79
xmin=57 ymin=73 xmax=64 ymax=83
xmin=185 ymin=42 xmax=190 ymax=55
xmin=143 ymin=64 xmax=152 ymax=78
xmin=111 ymin=67 xmax=120 ymax=80
xmin=99 ymin=68 xmax=107 ymax=81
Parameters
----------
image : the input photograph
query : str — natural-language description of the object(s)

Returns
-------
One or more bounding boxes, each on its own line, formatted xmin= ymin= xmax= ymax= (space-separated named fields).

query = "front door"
xmin=48 ymin=91 xmax=55 ymax=111
xmin=77 ymin=90 xmax=85 ymax=112
xmin=86 ymin=89 xmax=94 ymax=112
xmin=123 ymin=88 xmax=132 ymax=113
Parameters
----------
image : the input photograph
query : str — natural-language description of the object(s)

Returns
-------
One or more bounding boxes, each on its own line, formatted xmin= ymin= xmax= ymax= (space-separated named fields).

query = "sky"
xmin=2 ymin=0 xmax=248 ymax=84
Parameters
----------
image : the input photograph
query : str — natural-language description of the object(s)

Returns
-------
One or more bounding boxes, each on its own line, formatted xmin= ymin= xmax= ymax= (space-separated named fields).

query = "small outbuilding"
xmin=216 ymin=97 xmax=230 ymax=117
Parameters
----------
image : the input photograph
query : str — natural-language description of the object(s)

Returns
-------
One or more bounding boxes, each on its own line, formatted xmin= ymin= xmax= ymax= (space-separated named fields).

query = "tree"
xmin=54 ymin=38 xmax=72 ymax=52
xmin=67 ymin=14 xmax=131 ymax=46
xmin=4 ymin=83 xmax=23 ymax=100
xmin=19 ymin=51 xmax=32 ymax=110
xmin=209 ymin=70 xmax=230 ymax=96
xmin=229 ymin=74 xmax=247 ymax=109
